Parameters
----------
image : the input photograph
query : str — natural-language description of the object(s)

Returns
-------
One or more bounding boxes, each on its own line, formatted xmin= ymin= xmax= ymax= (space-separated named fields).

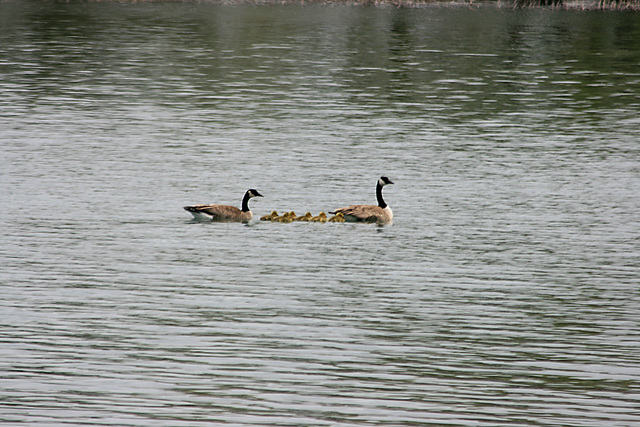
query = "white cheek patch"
xmin=378 ymin=178 xmax=385 ymax=186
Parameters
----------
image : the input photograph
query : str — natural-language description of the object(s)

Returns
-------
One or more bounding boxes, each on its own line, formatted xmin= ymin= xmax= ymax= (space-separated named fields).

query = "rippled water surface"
xmin=1 ymin=2 xmax=639 ymax=425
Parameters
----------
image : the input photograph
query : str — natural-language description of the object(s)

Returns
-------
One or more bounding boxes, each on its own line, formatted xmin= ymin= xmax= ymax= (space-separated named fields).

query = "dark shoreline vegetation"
xmin=57 ymin=0 xmax=640 ymax=10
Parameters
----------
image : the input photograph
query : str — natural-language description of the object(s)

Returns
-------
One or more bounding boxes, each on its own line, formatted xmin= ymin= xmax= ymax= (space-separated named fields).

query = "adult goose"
xmin=330 ymin=176 xmax=394 ymax=224
xmin=184 ymin=189 xmax=263 ymax=222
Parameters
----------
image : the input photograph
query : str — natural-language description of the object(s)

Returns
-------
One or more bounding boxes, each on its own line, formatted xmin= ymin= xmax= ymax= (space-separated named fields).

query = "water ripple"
xmin=2 ymin=3 xmax=640 ymax=426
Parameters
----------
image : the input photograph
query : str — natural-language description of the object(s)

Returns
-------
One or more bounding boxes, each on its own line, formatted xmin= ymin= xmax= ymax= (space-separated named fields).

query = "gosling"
xmin=260 ymin=211 xmax=279 ymax=221
xmin=310 ymin=212 xmax=327 ymax=223
xmin=274 ymin=212 xmax=294 ymax=223
xmin=294 ymin=212 xmax=312 ymax=222
xmin=328 ymin=212 xmax=345 ymax=222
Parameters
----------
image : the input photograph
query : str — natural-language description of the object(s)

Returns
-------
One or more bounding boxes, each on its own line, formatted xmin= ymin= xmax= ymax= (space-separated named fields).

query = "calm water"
xmin=1 ymin=2 xmax=640 ymax=425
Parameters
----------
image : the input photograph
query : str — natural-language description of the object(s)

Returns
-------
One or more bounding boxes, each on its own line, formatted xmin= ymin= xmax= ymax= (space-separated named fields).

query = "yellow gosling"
xmin=311 ymin=212 xmax=327 ymax=223
xmin=260 ymin=211 xmax=279 ymax=221
xmin=272 ymin=212 xmax=293 ymax=223
xmin=294 ymin=212 xmax=312 ymax=221
xmin=328 ymin=212 xmax=345 ymax=222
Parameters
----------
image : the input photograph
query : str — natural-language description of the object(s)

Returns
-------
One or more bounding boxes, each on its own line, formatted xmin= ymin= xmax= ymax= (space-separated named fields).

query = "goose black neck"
xmin=376 ymin=181 xmax=387 ymax=209
xmin=241 ymin=192 xmax=251 ymax=212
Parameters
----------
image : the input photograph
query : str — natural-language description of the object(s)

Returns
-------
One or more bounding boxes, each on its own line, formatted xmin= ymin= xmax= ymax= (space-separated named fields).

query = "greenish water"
xmin=1 ymin=2 xmax=639 ymax=425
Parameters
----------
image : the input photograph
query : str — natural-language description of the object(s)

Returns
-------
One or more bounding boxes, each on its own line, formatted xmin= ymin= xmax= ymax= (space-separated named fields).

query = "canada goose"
xmin=330 ymin=176 xmax=394 ymax=223
xmin=184 ymin=189 xmax=263 ymax=222
xmin=260 ymin=211 xmax=279 ymax=221
xmin=328 ymin=212 xmax=345 ymax=223
xmin=294 ymin=212 xmax=312 ymax=221
xmin=310 ymin=212 xmax=327 ymax=223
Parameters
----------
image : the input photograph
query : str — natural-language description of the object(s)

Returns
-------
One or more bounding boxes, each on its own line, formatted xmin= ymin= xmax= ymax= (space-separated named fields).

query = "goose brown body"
xmin=329 ymin=204 xmax=391 ymax=223
xmin=184 ymin=189 xmax=262 ymax=222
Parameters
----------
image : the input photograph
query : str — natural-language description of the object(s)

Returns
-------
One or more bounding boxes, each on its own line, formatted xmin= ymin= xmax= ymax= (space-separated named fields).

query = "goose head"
xmin=379 ymin=176 xmax=394 ymax=187
xmin=247 ymin=189 xmax=263 ymax=198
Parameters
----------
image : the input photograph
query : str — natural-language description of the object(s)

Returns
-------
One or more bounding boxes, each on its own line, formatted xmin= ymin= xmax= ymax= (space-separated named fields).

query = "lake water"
xmin=1 ymin=2 xmax=639 ymax=425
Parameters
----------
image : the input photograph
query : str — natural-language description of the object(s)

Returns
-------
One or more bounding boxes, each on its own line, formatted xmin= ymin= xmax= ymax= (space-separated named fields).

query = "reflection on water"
xmin=1 ymin=2 xmax=639 ymax=426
